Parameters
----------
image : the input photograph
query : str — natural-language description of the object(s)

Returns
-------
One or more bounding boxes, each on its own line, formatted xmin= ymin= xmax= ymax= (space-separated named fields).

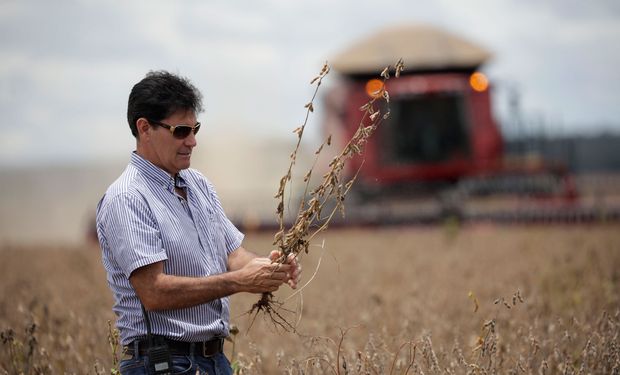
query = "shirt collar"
xmin=130 ymin=152 xmax=188 ymax=191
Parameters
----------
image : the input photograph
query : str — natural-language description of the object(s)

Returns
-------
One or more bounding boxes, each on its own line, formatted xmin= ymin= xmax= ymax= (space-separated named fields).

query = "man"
xmin=96 ymin=70 xmax=300 ymax=375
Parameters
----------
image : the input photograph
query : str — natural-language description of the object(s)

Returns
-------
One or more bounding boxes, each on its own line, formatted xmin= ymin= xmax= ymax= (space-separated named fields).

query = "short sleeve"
xmin=98 ymin=193 xmax=168 ymax=277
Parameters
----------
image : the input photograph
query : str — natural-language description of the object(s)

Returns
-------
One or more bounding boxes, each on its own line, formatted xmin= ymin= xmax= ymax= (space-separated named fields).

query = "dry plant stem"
xmin=316 ymin=325 xmax=360 ymax=375
xmin=275 ymin=59 xmax=403 ymax=258
xmin=107 ymin=320 xmax=121 ymax=374
xmin=247 ymin=63 xmax=330 ymax=329
xmin=252 ymin=59 xmax=405 ymax=329
xmin=388 ymin=341 xmax=416 ymax=375
xmin=335 ymin=327 xmax=350 ymax=375
xmin=304 ymin=356 xmax=338 ymax=375
xmin=279 ymin=60 xmax=404 ymax=258
xmin=274 ymin=63 xmax=330 ymax=240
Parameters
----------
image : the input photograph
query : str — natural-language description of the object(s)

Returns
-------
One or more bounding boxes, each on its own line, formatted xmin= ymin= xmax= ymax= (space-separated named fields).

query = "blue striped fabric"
xmin=96 ymin=152 xmax=244 ymax=345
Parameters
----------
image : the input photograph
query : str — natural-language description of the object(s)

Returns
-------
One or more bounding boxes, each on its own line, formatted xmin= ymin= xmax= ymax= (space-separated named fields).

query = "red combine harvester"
xmin=324 ymin=25 xmax=579 ymax=223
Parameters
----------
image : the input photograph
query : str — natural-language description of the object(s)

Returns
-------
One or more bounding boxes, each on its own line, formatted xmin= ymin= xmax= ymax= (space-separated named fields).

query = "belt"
xmin=125 ymin=336 xmax=225 ymax=358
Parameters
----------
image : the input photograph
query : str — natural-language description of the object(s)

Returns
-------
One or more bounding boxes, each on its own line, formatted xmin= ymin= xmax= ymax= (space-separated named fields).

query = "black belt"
xmin=125 ymin=336 xmax=225 ymax=358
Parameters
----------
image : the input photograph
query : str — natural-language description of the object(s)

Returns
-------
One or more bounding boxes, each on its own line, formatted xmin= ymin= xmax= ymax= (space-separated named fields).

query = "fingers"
xmin=252 ymin=257 xmax=290 ymax=271
xmin=260 ymin=259 xmax=292 ymax=283
xmin=238 ymin=257 xmax=291 ymax=293
xmin=287 ymin=268 xmax=301 ymax=289
xmin=269 ymin=262 xmax=292 ymax=274
xmin=253 ymin=252 xmax=302 ymax=291
xmin=284 ymin=254 xmax=302 ymax=289
xmin=269 ymin=250 xmax=282 ymax=262
xmin=268 ymin=251 xmax=299 ymax=265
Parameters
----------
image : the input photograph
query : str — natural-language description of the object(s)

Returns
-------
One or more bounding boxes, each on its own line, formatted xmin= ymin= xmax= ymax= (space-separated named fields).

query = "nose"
xmin=184 ymin=131 xmax=197 ymax=148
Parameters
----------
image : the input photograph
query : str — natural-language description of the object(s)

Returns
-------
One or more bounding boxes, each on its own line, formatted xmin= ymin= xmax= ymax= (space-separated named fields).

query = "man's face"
xmin=139 ymin=110 xmax=198 ymax=175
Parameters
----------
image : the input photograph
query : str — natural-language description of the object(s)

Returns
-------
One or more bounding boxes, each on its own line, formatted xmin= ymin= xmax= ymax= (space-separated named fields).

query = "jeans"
xmin=119 ymin=352 xmax=233 ymax=375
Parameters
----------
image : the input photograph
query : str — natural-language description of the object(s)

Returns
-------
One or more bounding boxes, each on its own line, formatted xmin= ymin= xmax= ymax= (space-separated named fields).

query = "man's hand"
xmin=235 ymin=256 xmax=293 ymax=294
xmin=269 ymin=250 xmax=302 ymax=290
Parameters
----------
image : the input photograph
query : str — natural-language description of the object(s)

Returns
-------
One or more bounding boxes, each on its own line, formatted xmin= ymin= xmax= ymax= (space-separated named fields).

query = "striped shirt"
xmin=96 ymin=152 xmax=244 ymax=345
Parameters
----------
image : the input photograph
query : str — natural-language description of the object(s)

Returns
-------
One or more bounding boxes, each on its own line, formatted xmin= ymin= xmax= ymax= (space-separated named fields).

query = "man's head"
xmin=127 ymin=71 xmax=203 ymax=138
xmin=128 ymin=71 xmax=204 ymax=175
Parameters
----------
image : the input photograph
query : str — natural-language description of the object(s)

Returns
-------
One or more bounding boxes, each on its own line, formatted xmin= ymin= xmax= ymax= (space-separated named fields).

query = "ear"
xmin=136 ymin=118 xmax=151 ymax=140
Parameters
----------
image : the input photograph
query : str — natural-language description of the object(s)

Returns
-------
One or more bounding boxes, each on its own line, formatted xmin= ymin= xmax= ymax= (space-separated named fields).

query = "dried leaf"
xmin=383 ymin=90 xmax=390 ymax=103
xmin=395 ymin=58 xmax=404 ymax=78
xmin=468 ymin=291 xmax=479 ymax=313
xmin=320 ymin=141 xmax=331 ymax=154
xmin=517 ymin=290 xmax=524 ymax=303
xmin=345 ymin=180 xmax=354 ymax=190
xmin=278 ymin=175 xmax=289 ymax=191
xmin=380 ymin=66 xmax=390 ymax=79
xmin=273 ymin=229 xmax=284 ymax=244
xmin=320 ymin=62 xmax=329 ymax=75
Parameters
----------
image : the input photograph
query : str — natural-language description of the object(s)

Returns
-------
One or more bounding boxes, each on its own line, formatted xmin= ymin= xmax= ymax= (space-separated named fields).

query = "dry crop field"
xmin=1 ymin=224 xmax=619 ymax=374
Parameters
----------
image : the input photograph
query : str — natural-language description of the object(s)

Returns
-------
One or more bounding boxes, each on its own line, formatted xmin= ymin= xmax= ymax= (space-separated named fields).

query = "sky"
xmin=1 ymin=0 xmax=619 ymax=167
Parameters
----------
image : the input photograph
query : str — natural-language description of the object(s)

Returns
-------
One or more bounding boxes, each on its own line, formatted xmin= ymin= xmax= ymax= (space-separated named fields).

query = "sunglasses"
xmin=148 ymin=120 xmax=201 ymax=139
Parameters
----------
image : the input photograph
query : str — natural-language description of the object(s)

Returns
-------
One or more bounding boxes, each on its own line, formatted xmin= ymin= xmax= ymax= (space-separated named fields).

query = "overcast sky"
xmin=1 ymin=0 xmax=619 ymax=167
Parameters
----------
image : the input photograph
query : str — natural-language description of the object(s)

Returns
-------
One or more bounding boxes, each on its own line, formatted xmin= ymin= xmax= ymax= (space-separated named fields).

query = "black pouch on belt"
xmin=147 ymin=341 xmax=172 ymax=375
xmin=141 ymin=305 xmax=172 ymax=375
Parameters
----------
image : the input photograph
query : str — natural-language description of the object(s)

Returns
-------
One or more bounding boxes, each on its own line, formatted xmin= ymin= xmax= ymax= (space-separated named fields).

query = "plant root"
xmin=247 ymin=292 xmax=296 ymax=333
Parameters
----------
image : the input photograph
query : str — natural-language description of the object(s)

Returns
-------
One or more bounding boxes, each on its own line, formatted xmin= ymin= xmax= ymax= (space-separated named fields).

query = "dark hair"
xmin=127 ymin=71 xmax=203 ymax=138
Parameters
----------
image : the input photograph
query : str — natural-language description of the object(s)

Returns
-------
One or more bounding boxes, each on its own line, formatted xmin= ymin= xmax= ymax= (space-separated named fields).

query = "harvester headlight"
xmin=365 ymin=79 xmax=385 ymax=98
xmin=469 ymin=72 xmax=489 ymax=92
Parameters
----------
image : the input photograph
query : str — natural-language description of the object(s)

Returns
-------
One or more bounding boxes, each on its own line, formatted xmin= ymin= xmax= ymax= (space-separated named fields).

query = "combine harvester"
xmin=323 ymin=24 xmax=616 ymax=224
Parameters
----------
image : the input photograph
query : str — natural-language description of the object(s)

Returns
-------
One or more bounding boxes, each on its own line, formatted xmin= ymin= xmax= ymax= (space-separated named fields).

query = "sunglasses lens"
xmin=171 ymin=123 xmax=201 ymax=139
xmin=173 ymin=126 xmax=193 ymax=139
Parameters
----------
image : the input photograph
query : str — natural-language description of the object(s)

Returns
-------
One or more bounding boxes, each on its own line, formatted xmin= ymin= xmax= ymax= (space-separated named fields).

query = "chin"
xmin=178 ymin=161 xmax=191 ymax=171
xmin=175 ymin=156 xmax=192 ymax=170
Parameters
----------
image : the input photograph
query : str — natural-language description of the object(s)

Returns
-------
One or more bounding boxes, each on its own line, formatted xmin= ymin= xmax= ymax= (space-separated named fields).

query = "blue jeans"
xmin=119 ymin=352 xmax=233 ymax=375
